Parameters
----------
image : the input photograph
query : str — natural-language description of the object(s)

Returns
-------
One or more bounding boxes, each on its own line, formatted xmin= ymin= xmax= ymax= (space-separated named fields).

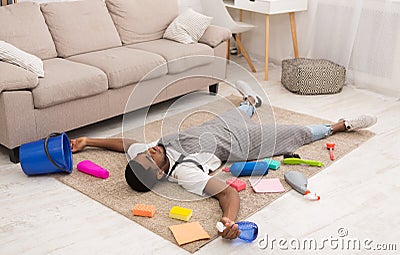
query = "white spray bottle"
xmin=284 ymin=171 xmax=320 ymax=201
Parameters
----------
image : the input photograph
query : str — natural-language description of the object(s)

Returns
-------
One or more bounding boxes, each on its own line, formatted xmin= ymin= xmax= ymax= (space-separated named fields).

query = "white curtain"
xmin=297 ymin=0 xmax=400 ymax=96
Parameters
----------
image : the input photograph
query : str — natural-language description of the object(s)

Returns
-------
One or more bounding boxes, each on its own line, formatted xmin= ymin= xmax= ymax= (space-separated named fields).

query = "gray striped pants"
xmin=159 ymin=108 xmax=313 ymax=161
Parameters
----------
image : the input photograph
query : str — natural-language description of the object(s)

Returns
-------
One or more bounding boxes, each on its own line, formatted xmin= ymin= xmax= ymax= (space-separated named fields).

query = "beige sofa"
xmin=0 ymin=0 xmax=231 ymax=162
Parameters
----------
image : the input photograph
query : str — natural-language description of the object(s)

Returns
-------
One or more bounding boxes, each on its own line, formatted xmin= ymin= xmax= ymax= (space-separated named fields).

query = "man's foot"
xmin=234 ymin=80 xmax=262 ymax=107
xmin=339 ymin=115 xmax=377 ymax=131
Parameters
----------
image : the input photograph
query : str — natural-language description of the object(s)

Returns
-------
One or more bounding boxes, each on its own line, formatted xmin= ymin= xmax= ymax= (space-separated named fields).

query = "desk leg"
xmin=237 ymin=10 xmax=243 ymax=55
xmin=226 ymin=39 xmax=230 ymax=60
xmin=265 ymin=14 xmax=270 ymax=80
xmin=289 ymin=12 xmax=299 ymax=58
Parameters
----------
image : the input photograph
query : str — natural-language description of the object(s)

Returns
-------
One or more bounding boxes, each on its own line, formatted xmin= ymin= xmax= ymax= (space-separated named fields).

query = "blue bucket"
xmin=20 ymin=132 xmax=73 ymax=176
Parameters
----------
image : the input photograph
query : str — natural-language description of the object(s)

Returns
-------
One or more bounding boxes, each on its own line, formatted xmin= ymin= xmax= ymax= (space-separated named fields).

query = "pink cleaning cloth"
xmin=77 ymin=160 xmax=109 ymax=179
xmin=249 ymin=178 xmax=285 ymax=193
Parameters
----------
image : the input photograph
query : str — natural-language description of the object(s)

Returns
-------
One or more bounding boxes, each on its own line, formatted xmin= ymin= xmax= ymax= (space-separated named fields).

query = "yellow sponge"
xmin=133 ymin=204 xmax=156 ymax=218
xmin=169 ymin=206 xmax=192 ymax=222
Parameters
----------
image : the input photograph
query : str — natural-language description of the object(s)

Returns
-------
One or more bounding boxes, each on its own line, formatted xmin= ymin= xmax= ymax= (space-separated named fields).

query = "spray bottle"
xmin=284 ymin=171 xmax=320 ymax=200
xmin=216 ymin=221 xmax=258 ymax=242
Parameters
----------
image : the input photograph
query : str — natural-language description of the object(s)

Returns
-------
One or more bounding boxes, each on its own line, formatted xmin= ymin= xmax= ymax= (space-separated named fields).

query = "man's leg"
xmin=234 ymin=80 xmax=262 ymax=108
xmin=245 ymin=124 xmax=313 ymax=159
xmin=238 ymin=99 xmax=256 ymax=118
xmin=245 ymin=115 xmax=377 ymax=159
xmin=306 ymin=115 xmax=377 ymax=142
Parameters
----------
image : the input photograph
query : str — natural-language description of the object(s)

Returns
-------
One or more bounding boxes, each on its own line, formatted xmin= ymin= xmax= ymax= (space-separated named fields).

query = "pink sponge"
xmin=226 ymin=177 xmax=246 ymax=192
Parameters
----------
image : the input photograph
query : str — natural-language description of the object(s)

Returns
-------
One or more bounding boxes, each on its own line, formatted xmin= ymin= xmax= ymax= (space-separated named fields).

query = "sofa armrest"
xmin=0 ymin=61 xmax=39 ymax=93
xmin=0 ymin=90 xmax=37 ymax=149
xmin=199 ymin=25 xmax=232 ymax=48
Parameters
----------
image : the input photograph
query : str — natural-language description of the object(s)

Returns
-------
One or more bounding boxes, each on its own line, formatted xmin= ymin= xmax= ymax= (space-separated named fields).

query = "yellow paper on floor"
xmin=169 ymin=221 xmax=210 ymax=245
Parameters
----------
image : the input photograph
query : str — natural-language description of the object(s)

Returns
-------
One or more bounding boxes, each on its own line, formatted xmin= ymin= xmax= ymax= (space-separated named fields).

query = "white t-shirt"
xmin=127 ymin=141 xmax=222 ymax=196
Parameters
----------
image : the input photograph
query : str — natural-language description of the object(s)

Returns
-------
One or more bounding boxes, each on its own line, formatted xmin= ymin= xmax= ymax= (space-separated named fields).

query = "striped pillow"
xmin=163 ymin=9 xmax=212 ymax=44
xmin=0 ymin=41 xmax=44 ymax=77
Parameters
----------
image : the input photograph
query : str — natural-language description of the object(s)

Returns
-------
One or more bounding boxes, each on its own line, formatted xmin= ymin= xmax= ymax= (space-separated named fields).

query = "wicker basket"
xmin=281 ymin=58 xmax=346 ymax=95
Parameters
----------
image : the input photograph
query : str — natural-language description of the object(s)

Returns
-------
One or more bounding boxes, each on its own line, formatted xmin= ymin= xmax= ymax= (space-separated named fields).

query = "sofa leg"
xmin=9 ymin=147 xmax=20 ymax=164
xmin=209 ymin=83 xmax=219 ymax=95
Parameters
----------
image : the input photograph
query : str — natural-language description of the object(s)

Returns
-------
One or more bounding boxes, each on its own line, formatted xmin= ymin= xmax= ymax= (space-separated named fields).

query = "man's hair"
xmin=125 ymin=160 xmax=158 ymax=192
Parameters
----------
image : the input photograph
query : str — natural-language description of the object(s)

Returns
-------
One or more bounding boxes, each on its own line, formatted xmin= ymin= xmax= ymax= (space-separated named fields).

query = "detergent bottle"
xmin=229 ymin=161 xmax=269 ymax=176
xmin=216 ymin=221 xmax=258 ymax=242
xmin=77 ymin=160 xmax=109 ymax=179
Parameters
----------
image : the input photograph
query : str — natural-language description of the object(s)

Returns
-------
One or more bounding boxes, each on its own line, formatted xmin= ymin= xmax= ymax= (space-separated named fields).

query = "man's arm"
xmin=204 ymin=177 xmax=241 ymax=239
xmin=70 ymin=137 xmax=137 ymax=153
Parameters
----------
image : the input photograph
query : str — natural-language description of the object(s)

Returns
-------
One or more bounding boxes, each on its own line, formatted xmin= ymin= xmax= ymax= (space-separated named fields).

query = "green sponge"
xmin=263 ymin=158 xmax=281 ymax=170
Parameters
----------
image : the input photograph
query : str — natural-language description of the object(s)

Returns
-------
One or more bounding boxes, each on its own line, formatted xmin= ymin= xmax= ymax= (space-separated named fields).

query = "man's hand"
xmin=218 ymin=217 xmax=241 ymax=240
xmin=70 ymin=137 xmax=87 ymax=153
xmin=70 ymin=137 xmax=137 ymax=153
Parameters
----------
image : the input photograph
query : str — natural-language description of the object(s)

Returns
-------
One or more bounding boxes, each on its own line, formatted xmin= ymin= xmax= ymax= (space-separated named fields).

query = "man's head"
xmin=125 ymin=144 xmax=170 ymax=192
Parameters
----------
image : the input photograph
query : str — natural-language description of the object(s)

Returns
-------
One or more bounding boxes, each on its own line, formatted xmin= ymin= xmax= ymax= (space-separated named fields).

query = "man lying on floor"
xmin=71 ymin=80 xmax=377 ymax=240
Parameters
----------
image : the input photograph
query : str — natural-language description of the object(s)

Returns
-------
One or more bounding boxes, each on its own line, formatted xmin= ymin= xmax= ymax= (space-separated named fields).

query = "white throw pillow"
xmin=163 ymin=9 xmax=212 ymax=44
xmin=0 ymin=41 xmax=44 ymax=77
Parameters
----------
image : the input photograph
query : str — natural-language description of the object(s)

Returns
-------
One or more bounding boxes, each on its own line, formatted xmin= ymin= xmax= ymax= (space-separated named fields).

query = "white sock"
xmin=234 ymin=80 xmax=261 ymax=105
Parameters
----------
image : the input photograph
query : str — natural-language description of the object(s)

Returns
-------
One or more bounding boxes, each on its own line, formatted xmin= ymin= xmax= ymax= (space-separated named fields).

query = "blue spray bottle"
xmin=216 ymin=221 xmax=258 ymax=242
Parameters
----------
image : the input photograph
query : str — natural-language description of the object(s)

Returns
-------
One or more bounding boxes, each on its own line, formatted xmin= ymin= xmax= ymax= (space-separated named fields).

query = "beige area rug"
xmin=55 ymin=95 xmax=374 ymax=253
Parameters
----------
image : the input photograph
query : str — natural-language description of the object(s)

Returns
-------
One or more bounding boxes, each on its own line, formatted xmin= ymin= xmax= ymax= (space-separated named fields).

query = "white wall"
xmin=19 ymin=0 xmax=76 ymax=2
xmin=178 ymin=0 xmax=203 ymax=13
xmin=21 ymin=0 xmax=202 ymax=12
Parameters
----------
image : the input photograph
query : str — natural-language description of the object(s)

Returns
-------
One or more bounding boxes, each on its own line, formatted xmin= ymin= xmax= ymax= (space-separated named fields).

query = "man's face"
xmin=134 ymin=145 xmax=169 ymax=179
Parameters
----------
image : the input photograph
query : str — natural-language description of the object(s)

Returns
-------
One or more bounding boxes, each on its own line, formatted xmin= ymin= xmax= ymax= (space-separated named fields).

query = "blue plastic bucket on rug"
xmin=20 ymin=132 xmax=73 ymax=176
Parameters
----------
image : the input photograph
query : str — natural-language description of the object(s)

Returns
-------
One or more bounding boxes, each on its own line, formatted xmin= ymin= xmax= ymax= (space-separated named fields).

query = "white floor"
xmin=1 ymin=57 xmax=399 ymax=255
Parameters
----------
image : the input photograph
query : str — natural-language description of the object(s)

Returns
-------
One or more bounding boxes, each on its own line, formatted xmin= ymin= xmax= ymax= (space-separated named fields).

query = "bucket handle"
xmin=44 ymin=132 xmax=69 ymax=173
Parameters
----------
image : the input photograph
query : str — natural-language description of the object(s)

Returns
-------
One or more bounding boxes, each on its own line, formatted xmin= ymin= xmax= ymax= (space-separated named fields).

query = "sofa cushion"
xmin=106 ymin=0 xmax=178 ymax=44
xmin=68 ymin=47 xmax=167 ymax=89
xmin=40 ymin=0 xmax=122 ymax=58
xmin=0 ymin=2 xmax=57 ymax=60
xmin=127 ymin=39 xmax=214 ymax=74
xmin=0 ymin=61 xmax=39 ymax=93
xmin=199 ymin=25 xmax=232 ymax=48
xmin=32 ymin=58 xmax=108 ymax=109
xmin=163 ymin=9 xmax=212 ymax=44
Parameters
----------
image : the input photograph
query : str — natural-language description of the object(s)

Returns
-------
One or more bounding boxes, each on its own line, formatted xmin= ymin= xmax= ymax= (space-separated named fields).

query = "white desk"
xmin=224 ymin=0 xmax=308 ymax=80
